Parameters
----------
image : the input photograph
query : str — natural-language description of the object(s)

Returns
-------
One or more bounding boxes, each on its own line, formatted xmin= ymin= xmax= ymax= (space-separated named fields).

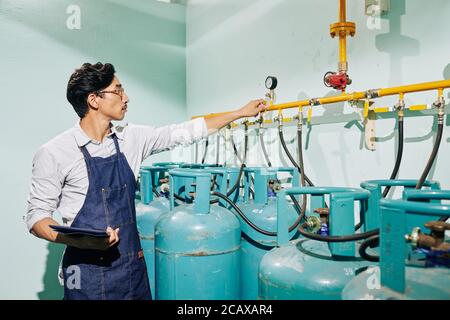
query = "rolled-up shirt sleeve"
xmin=132 ymin=117 xmax=208 ymax=160
xmin=24 ymin=146 xmax=63 ymax=232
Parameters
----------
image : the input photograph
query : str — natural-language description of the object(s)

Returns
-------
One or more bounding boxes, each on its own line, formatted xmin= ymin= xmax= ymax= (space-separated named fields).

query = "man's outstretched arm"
xmin=203 ymin=99 xmax=266 ymax=134
xmin=138 ymin=99 xmax=267 ymax=159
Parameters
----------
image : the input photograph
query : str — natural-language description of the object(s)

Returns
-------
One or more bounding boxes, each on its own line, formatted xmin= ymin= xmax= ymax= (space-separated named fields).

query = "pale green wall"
xmin=2 ymin=0 xmax=450 ymax=300
xmin=0 ymin=0 xmax=186 ymax=299
xmin=186 ymin=0 xmax=450 ymax=190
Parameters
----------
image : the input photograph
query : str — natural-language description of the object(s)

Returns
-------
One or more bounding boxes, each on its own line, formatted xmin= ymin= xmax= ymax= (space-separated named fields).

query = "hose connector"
xmin=257 ymin=114 xmax=264 ymax=129
xmin=304 ymin=216 xmax=322 ymax=234
xmin=243 ymin=120 xmax=249 ymax=136
xmin=274 ymin=111 xmax=283 ymax=131
xmin=394 ymin=99 xmax=406 ymax=120
xmin=405 ymin=227 xmax=421 ymax=249
xmin=293 ymin=107 xmax=304 ymax=131
xmin=433 ymin=95 xmax=445 ymax=124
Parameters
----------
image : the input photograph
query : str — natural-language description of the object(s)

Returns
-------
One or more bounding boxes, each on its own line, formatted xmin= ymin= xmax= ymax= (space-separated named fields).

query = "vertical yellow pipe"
xmin=339 ymin=37 xmax=347 ymax=68
xmin=339 ymin=0 xmax=346 ymax=22
xmin=338 ymin=0 xmax=347 ymax=73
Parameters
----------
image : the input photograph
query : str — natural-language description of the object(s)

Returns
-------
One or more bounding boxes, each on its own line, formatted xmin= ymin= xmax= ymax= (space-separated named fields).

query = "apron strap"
xmin=78 ymin=133 xmax=125 ymax=185
xmin=112 ymin=134 xmax=121 ymax=157
xmin=111 ymin=133 xmax=125 ymax=185
xmin=79 ymin=144 xmax=92 ymax=160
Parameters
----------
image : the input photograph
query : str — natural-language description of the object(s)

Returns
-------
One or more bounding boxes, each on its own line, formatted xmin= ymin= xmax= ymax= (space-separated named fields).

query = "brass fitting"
xmin=394 ymin=99 xmax=406 ymax=119
xmin=330 ymin=21 xmax=356 ymax=38
xmin=433 ymin=96 xmax=446 ymax=123
xmin=305 ymin=216 xmax=322 ymax=233
xmin=405 ymin=221 xmax=450 ymax=251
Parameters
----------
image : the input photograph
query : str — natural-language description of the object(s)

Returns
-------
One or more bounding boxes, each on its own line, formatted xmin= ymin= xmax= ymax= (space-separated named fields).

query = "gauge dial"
xmin=265 ymin=76 xmax=278 ymax=90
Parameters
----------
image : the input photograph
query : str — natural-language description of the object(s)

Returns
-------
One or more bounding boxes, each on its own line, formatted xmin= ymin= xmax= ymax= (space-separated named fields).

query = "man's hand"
xmin=236 ymin=99 xmax=267 ymax=118
xmin=204 ymin=99 xmax=267 ymax=133
xmin=61 ymin=227 xmax=120 ymax=251
xmin=31 ymin=219 xmax=120 ymax=251
xmin=64 ymin=227 xmax=119 ymax=251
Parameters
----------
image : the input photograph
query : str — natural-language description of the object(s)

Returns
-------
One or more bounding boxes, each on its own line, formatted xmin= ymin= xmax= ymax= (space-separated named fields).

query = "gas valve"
xmin=160 ymin=183 xmax=170 ymax=198
xmin=267 ymin=179 xmax=282 ymax=198
xmin=405 ymin=221 xmax=450 ymax=251
xmin=405 ymin=221 xmax=450 ymax=267
xmin=159 ymin=177 xmax=170 ymax=198
xmin=324 ymin=71 xmax=352 ymax=91
xmin=314 ymin=208 xmax=330 ymax=236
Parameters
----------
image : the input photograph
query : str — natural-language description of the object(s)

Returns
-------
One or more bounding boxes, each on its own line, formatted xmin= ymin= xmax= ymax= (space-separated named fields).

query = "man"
xmin=24 ymin=62 xmax=266 ymax=300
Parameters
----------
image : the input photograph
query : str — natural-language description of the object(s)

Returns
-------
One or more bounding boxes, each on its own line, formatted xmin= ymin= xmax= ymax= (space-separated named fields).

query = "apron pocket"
xmin=102 ymin=184 xmax=134 ymax=227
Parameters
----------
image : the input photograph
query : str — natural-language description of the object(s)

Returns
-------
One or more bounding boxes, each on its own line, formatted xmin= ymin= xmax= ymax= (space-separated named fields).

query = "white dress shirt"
xmin=24 ymin=118 xmax=208 ymax=232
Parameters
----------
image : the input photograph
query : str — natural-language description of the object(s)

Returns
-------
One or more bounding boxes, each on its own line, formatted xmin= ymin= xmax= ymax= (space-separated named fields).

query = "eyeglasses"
xmin=96 ymin=87 xmax=125 ymax=99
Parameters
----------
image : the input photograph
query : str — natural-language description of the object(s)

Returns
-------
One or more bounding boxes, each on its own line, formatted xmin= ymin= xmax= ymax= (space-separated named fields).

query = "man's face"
xmin=95 ymin=76 xmax=129 ymax=121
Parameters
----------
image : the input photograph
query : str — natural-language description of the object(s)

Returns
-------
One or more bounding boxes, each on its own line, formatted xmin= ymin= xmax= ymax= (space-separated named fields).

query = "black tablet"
xmin=50 ymin=225 xmax=109 ymax=238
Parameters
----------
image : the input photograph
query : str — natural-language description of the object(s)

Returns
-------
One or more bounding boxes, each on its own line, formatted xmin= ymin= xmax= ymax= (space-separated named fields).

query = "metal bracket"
xmin=354 ymin=99 xmax=377 ymax=151
xmin=364 ymin=112 xmax=376 ymax=151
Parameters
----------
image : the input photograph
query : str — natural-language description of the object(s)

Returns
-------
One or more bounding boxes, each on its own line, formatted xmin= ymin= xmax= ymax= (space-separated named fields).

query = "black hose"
xmin=201 ymin=138 xmax=209 ymax=164
xmin=213 ymin=191 xmax=276 ymax=236
xmin=173 ymin=193 xmax=187 ymax=202
xmin=213 ymin=191 xmax=304 ymax=236
xmin=259 ymin=129 xmax=272 ymax=167
xmin=358 ymin=235 xmax=380 ymax=262
xmin=231 ymin=134 xmax=243 ymax=164
xmin=382 ymin=118 xmax=404 ymax=197
xmin=215 ymin=134 xmax=220 ymax=166
xmin=358 ymin=121 xmax=444 ymax=261
xmin=210 ymin=175 xmax=218 ymax=191
xmin=296 ymin=125 xmax=308 ymax=217
xmin=149 ymin=171 xmax=161 ymax=197
xmin=279 ymin=124 xmax=330 ymax=214
xmin=210 ymin=125 xmax=249 ymax=204
xmin=152 ymin=187 xmax=161 ymax=197
xmin=226 ymin=125 xmax=248 ymax=197
xmin=279 ymin=127 xmax=314 ymax=186
xmin=354 ymin=223 xmax=362 ymax=231
xmin=416 ymin=122 xmax=444 ymax=189
xmin=298 ymin=223 xmax=379 ymax=243
xmin=288 ymin=195 xmax=307 ymax=232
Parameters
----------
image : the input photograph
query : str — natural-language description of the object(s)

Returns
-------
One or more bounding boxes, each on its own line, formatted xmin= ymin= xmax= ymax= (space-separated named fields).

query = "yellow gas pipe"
xmin=192 ymin=79 xmax=450 ymax=122
xmin=326 ymin=0 xmax=356 ymax=92
xmin=331 ymin=0 xmax=355 ymax=74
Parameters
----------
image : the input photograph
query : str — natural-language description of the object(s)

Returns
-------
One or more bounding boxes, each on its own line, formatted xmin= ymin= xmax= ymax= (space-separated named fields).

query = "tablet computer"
xmin=50 ymin=225 xmax=109 ymax=238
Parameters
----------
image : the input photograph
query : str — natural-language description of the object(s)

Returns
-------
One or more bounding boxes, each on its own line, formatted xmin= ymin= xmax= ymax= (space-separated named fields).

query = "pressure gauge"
xmin=265 ymin=76 xmax=278 ymax=90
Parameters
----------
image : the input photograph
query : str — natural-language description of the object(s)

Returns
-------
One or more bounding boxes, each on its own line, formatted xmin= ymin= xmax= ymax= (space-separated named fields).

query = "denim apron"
xmin=62 ymin=135 xmax=151 ymax=300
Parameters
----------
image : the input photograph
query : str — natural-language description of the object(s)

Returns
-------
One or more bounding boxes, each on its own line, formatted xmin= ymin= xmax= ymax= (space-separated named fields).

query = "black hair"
xmin=66 ymin=62 xmax=116 ymax=118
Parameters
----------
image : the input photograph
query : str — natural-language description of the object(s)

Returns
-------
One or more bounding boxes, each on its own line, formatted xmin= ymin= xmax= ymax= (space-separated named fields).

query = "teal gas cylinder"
xmin=136 ymin=167 xmax=172 ymax=294
xmin=342 ymin=191 xmax=450 ymax=300
xmin=258 ymin=187 xmax=376 ymax=300
xmin=238 ymin=167 xmax=301 ymax=300
xmin=361 ymin=179 xmax=441 ymax=232
xmin=154 ymin=169 xmax=241 ymax=300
